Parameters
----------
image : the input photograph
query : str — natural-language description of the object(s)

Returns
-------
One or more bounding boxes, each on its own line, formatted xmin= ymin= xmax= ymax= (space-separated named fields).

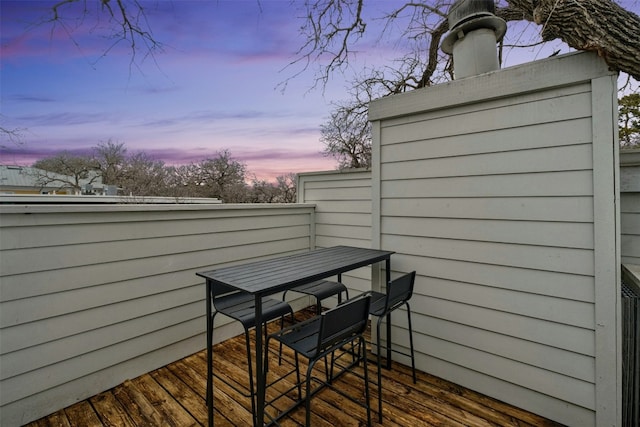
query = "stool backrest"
xmin=386 ymin=271 xmax=416 ymax=311
xmin=210 ymin=282 xmax=242 ymax=301
xmin=317 ymin=294 xmax=371 ymax=355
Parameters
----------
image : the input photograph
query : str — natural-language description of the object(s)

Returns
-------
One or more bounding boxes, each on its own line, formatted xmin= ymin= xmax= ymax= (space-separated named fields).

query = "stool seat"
xmin=292 ymin=279 xmax=347 ymax=301
xmin=368 ymin=291 xmax=388 ymax=317
xmin=284 ymin=279 xmax=349 ymax=316
xmin=215 ymin=292 xmax=293 ymax=329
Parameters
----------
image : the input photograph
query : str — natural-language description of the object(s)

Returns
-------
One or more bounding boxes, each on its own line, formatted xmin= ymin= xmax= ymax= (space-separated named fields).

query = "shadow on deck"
xmin=26 ymin=309 xmax=565 ymax=426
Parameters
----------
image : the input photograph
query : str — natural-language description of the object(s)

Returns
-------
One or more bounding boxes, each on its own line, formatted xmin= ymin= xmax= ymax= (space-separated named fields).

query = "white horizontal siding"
xmin=381 ymin=170 xmax=594 ymax=197
xmin=383 ymin=233 xmax=594 ymax=276
xmin=298 ymin=170 xmax=373 ymax=297
xmin=620 ymin=153 xmax=640 ymax=265
xmin=382 ymin=143 xmax=593 ymax=180
xmin=415 ymin=351 xmax=596 ymax=426
xmin=0 ymin=204 xmax=315 ymax=426
xmin=391 ymin=253 xmax=595 ymax=302
xmin=411 ymin=312 xmax=595 ymax=381
xmin=370 ymin=52 xmax=619 ymax=427
xmin=382 ymin=196 xmax=595 ymax=222
xmin=378 ymin=84 xmax=592 ymax=145
xmin=382 ymin=117 xmax=594 ymax=161
xmin=381 ymin=216 xmax=593 ymax=248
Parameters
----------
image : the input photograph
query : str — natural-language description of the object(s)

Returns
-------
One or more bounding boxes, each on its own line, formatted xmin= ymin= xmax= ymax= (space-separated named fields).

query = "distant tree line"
xmin=31 ymin=141 xmax=298 ymax=203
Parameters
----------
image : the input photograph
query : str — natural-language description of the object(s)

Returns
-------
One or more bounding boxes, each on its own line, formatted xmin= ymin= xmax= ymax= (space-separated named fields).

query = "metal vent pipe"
xmin=441 ymin=0 xmax=507 ymax=79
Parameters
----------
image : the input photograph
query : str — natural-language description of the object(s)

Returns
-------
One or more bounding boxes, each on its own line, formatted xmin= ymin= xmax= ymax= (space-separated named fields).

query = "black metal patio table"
xmin=196 ymin=245 xmax=394 ymax=427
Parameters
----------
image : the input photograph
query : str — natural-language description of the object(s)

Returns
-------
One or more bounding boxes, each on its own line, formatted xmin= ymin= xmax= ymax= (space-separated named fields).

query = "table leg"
xmin=255 ymin=294 xmax=264 ymax=427
xmin=206 ymin=281 xmax=214 ymax=427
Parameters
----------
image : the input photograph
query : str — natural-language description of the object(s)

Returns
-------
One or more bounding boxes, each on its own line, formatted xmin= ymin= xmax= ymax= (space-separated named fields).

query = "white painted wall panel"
xmin=413 ymin=293 xmax=595 ymax=356
xmin=381 ymin=170 xmax=594 ymax=198
xmin=0 ymin=204 xmax=315 ymax=426
xmin=620 ymin=152 xmax=640 ymax=265
xmin=382 ymin=143 xmax=593 ymax=180
xmin=394 ymin=253 xmax=595 ymax=302
xmin=381 ymin=117 xmax=594 ymax=162
xmin=412 ymin=314 xmax=595 ymax=382
xmin=298 ymin=169 xmax=373 ymax=298
xmin=378 ymin=86 xmax=592 ymax=144
xmin=382 ymin=216 xmax=594 ymax=248
xmin=370 ymin=52 xmax=619 ymax=427
xmin=382 ymin=196 xmax=595 ymax=222
xmin=383 ymin=233 xmax=594 ymax=276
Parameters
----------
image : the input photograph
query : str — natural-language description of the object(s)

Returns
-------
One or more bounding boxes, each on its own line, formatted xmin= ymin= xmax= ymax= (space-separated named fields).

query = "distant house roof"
xmin=0 ymin=165 xmax=104 ymax=194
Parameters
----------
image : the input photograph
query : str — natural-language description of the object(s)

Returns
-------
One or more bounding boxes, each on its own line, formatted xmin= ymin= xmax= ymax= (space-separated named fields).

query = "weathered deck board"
xmin=62 ymin=401 xmax=102 ymax=427
xmin=25 ymin=309 xmax=565 ymax=427
xmin=89 ymin=391 xmax=136 ymax=427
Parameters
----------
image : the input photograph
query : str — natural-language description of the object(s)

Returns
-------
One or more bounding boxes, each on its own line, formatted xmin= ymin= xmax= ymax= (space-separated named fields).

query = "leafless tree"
xmin=46 ymin=0 xmax=163 ymax=69
xmin=34 ymin=1 xmax=640 ymax=173
xmin=29 ymin=143 xmax=300 ymax=201
xmin=320 ymin=101 xmax=371 ymax=169
xmin=249 ymin=178 xmax=280 ymax=203
xmin=176 ymin=149 xmax=249 ymax=202
xmin=275 ymin=173 xmax=298 ymax=203
xmin=300 ymin=0 xmax=638 ymax=167
xmin=1 ymin=115 xmax=26 ymax=149
xmin=249 ymin=172 xmax=298 ymax=203
xmin=526 ymin=0 xmax=639 ymax=80
xmin=41 ymin=1 xmax=638 ymax=88
xmin=0 ymin=127 xmax=24 ymax=147
xmin=93 ymin=140 xmax=127 ymax=185
xmin=293 ymin=0 xmax=639 ymax=93
xmin=31 ymin=152 xmax=101 ymax=193
xmin=117 ymin=151 xmax=169 ymax=196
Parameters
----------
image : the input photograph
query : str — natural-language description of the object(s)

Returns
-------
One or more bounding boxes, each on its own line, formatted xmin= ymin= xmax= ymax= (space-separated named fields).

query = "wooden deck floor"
xmin=26 ymin=309 xmax=565 ymax=427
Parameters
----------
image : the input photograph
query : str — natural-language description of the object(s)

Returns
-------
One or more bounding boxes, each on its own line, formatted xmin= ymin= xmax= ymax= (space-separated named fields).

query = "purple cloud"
xmin=8 ymin=94 xmax=57 ymax=103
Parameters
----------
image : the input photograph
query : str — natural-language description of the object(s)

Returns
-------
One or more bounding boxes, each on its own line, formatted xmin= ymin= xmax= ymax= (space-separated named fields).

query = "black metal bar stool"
xmin=368 ymin=270 xmax=417 ymax=422
xmin=265 ymin=293 xmax=372 ymax=426
xmin=209 ymin=282 xmax=294 ymax=426
xmin=283 ymin=276 xmax=349 ymax=319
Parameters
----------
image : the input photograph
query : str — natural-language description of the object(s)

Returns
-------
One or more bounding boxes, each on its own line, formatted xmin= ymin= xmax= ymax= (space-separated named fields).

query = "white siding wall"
xmin=369 ymin=52 xmax=620 ymax=427
xmin=297 ymin=169 xmax=374 ymax=299
xmin=0 ymin=204 xmax=315 ymax=426
xmin=621 ymin=150 xmax=640 ymax=265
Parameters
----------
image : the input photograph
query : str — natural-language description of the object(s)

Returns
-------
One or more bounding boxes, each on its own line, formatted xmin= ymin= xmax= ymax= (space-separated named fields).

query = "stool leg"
xmin=376 ymin=315 xmax=384 ymax=422
xmin=361 ymin=336 xmax=372 ymax=427
xmin=207 ymin=312 xmax=216 ymax=426
xmin=386 ymin=312 xmax=392 ymax=369
xmin=406 ymin=302 xmax=417 ymax=383
xmin=244 ymin=328 xmax=257 ymax=426
xmin=294 ymin=352 xmax=302 ymax=399
xmin=305 ymin=362 xmax=316 ymax=426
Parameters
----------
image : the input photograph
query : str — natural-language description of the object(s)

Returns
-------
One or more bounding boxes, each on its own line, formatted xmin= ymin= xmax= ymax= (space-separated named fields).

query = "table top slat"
xmin=197 ymin=246 xmax=394 ymax=295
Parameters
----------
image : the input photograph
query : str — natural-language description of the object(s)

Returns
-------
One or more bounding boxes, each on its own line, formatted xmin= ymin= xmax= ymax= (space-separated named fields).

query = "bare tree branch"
xmin=48 ymin=0 xmax=164 ymax=71
xmin=511 ymin=0 xmax=640 ymax=79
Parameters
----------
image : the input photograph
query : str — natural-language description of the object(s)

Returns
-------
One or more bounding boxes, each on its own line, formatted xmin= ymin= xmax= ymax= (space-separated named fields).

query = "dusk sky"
xmin=2 ymin=1 xmax=638 ymax=181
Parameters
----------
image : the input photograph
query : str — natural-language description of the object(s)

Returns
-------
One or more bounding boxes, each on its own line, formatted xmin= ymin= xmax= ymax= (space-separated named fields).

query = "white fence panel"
xmin=0 ymin=204 xmax=314 ymax=426
xmin=370 ymin=52 xmax=620 ymax=427
xmin=298 ymin=170 xmax=373 ymax=297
